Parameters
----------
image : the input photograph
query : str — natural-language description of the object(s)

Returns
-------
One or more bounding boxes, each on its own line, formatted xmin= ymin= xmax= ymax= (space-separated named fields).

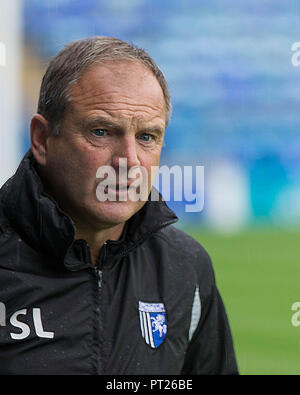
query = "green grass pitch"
xmin=185 ymin=227 xmax=300 ymax=375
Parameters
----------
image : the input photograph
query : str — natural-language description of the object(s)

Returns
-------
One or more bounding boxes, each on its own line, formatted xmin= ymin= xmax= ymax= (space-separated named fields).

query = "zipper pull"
xmin=97 ymin=269 xmax=102 ymax=288
xmin=95 ymin=267 xmax=102 ymax=288
xmin=95 ymin=242 xmax=107 ymax=288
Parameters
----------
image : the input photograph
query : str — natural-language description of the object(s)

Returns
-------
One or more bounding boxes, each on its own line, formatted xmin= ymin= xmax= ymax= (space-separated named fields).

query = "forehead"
xmin=68 ymin=60 xmax=166 ymax=125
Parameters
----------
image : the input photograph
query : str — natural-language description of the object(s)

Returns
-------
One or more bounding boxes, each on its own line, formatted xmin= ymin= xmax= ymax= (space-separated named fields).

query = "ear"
xmin=30 ymin=114 xmax=52 ymax=166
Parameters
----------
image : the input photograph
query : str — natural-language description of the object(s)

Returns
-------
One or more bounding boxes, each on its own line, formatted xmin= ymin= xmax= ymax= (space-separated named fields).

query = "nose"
xmin=112 ymin=135 xmax=141 ymax=171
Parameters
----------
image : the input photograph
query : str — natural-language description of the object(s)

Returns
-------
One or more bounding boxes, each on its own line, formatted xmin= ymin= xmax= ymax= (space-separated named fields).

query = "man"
xmin=0 ymin=36 xmax=238 ymax=374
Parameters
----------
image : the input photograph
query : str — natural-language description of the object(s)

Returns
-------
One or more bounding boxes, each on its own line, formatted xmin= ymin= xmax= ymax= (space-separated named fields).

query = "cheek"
xmin=141 ymin=155 xmax=162 ymax=186
xmin=144 ymin=151 xmax=161 ymax=171
xmin=140 ymin=146 xmax=161 ymax=164
xmin=47 ymin=145 xmax=102 ymax=187
xmin=76 ymin=150 xmax=99 ymax=173
xmin=74 ymin=154 xmax=110 ymax=191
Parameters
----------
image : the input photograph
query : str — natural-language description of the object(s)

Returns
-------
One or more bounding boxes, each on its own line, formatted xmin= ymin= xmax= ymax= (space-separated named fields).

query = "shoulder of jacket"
xmin=0 ymin=179 xmax=14 ymax=238
xmin=152 ymin=225 xmax=214 ymax=279
xmin=0 ymin=208 xmax=13 ymax=241
xmin=0 ymin=203 xmax=21 ymax=267
xmin=155 ymin=224 xmax=209 ymax=256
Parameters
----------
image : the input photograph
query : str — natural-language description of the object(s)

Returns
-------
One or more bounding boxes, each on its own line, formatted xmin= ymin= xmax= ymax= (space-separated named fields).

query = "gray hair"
xmin=37 ymin=36 xmax=172 ymax=135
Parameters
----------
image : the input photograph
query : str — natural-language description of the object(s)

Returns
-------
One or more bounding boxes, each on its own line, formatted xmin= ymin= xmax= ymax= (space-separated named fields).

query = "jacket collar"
xmin=1 ymin=150 xmax=178 ymax=269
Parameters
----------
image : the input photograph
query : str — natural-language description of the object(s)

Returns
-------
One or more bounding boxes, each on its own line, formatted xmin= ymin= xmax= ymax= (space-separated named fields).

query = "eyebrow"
xmin=80 ymin=116 xmax=122 ymax=132
xmin=80 ymin=116 xmax=165 ymax=136
xmin=139 ymin=125 xmax=165 ymax=137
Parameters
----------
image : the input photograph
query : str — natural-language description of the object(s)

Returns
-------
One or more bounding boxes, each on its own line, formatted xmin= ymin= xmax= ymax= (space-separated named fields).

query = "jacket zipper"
xmin=92 ymin=265 xmax=102 ymax=375
xmin=95 ymin=267 xmax=102 ymax=288
xmin=93 ymin=242 xmax=107 ymax=374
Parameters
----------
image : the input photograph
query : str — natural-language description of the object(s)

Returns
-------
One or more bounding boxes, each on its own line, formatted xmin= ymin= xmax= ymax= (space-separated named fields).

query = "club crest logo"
xmin=138 ymin=301 xmax=167 ymax=348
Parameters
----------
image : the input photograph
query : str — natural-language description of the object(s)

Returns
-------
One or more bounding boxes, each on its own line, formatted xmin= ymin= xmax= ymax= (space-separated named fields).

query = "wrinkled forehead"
xmin=70 ymin=60 xmax=165 ymax=106
xmin=66 ymin=60 xmax=167 ymax=125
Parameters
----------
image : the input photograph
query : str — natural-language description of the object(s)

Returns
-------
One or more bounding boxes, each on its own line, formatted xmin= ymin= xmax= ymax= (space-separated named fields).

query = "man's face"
xmin=41 ymin=60 xmax=166 ymax=230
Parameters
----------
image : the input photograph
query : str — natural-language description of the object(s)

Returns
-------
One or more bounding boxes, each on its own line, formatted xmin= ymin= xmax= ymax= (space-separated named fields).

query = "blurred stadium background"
xmin=1 ymin=0 xmax=300 ymax=374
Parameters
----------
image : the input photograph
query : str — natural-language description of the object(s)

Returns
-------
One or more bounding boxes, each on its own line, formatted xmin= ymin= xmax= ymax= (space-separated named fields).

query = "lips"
xmin=107 ymin=184 xmax=129 ymax=191
xmin=103 ymin=184 xmax=131 ymax=196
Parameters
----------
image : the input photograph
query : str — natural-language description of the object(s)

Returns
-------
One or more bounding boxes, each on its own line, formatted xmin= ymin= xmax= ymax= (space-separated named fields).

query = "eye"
xmin=92 ymin=129 xmax=107 ymax=137
xmin=139 ymin=133 xmax=153 ymax=142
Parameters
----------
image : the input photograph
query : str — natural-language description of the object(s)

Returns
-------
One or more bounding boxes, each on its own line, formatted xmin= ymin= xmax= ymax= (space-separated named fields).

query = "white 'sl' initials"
xmin=33 ymin=308 xmax=54 ymax=339
xmin=9 ymin=307 xmax=54 ymax=339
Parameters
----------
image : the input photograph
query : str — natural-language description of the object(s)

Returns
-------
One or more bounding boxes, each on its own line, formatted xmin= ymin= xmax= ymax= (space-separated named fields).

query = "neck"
xmin=36 ymin=166 xmax=126 ymax=267
xmin=75 ymin=222 xmax=125 ymax=267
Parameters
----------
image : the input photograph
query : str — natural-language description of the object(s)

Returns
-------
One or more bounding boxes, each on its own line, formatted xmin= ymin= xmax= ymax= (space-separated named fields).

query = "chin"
xmin=92 ymin=201 xmax=144 ymax=227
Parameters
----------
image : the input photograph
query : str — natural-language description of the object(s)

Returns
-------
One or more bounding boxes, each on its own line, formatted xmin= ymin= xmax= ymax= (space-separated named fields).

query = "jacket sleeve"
xmin=181 ymin=250 xmax=239 ymax=375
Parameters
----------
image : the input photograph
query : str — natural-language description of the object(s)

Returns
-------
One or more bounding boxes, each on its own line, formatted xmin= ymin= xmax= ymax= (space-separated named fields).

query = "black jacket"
xmin=0 ymin=151 xmax=238 ymax=375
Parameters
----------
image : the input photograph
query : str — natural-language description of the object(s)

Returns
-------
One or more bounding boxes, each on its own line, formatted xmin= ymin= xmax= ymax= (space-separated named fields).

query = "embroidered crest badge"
xmin=138 ymin=301 xmax=167 ymax=348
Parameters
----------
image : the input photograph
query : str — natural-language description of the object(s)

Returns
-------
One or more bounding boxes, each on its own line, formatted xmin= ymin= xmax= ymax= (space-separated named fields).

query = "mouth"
xmin=103 ymin=184 xmax=132 ymax=199
xmin=96 ymin=179 xmax=148 ymax=202
xmin=106 ymin=184 xmax=130 ymax=192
